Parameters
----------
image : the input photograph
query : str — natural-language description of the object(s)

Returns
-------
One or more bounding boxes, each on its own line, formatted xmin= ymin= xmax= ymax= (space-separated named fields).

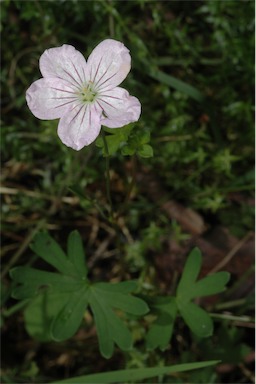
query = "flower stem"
xmin=118 ymin=155 xmax=137 ymax=217
xmin=101 ymin=129 xmax=114 ymax=219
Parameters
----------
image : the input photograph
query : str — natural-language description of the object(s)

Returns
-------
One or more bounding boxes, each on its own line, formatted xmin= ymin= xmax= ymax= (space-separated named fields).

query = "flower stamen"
xmin=79 ymin=82 xmax=97 ymax=103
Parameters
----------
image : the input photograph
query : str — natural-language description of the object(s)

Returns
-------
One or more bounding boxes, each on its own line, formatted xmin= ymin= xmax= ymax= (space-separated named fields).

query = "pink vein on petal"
xmin=62 ymin=69 xmax=81 ymax=88
xmin=71 ymin=62 xmax=84 ymax=85
xmin=95 ymin=72 xmax=120 ymax=91
xmin=76 ymin=105 xmax=88 ymax=145
xmin=79 ymin=105 xmax=87 ymax=131
xmin=97 ymin=97 xmax=118 ymax=109
xmin=92 ymin=56 xmax=103 ymax=83
xmin=53 ymin=75 xmax=79 ymax=90
xmin=95 ymin=100 xmax=105 ymax=113
xmin=50 ymin=96 xmax=76 ymax=100
xmin=50 ymin=87 xmax=77 ymax=95
xmin=69 ymin=104 xmax=85 ymax=125
xmin=99 ymin=94 xmax=123 ymax=100
xmin=93 ymin=62 xmax=113 ymax=89
xmin=54 ymin=99 xmax=80 ymax=110
xmin=82 ymin=67 xmax=86 ymax=84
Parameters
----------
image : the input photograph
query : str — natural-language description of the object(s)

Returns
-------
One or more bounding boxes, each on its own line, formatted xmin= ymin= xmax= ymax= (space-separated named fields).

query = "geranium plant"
xmin=8 ymin=39 xmax=231 ymax=383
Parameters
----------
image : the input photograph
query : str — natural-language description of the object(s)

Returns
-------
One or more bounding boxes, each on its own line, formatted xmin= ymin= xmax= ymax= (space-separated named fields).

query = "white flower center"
xmin=78 ymin=81 xmax=97 ymax=103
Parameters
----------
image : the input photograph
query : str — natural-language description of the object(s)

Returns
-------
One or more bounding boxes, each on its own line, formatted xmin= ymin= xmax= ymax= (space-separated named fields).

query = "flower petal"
xmin=26 ymin=78 xmax=78 ymax=120
xmin=39 ymin=45 xmax=87 ymax=88
xmin=58 ymin=104 xmax=101 ymax=150
xmin=96 ymin=87 xmax=141 ymax=128
xmin=87 ymin=39 xmax=131 ymax=90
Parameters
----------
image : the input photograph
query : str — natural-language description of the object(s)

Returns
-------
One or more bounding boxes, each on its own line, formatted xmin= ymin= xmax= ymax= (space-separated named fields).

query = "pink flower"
xmin=26 ymin=40 xmax=141 ymax=150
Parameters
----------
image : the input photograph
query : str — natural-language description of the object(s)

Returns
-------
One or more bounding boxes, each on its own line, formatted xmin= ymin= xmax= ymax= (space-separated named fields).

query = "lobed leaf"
xmin=146 ymin=296 xmax=178 ymax=351
xmin=189 ymin=272 xmax=230 ymax=299
xmin=10 ymin=267 xmax=83 ymax=299
xmin=94 ymin=280 xmax=138 ymax=294
xmin=51 ymin=286 xmax=90 ymax=341
xmin=102 ymin=304 xmax=132 ymax=352
xmin=178 ymin=301 xmax=213 ymax=338
xmin=89 ymin=283 xmax=148 ymax=358
xmin=67 ymin=230 xmax=88 ymax=278
xmin=89 ymin=295 xmax=114 ymax=358
xmin=176 ymin=247 xmax=202 ymax=301
xmin=93 ymin=285 xmax=149 ymax=316
xmin=30 ymin=232 xmax=76 ymax=276
xmin=24 ymin=292 xmax=69 ymax=342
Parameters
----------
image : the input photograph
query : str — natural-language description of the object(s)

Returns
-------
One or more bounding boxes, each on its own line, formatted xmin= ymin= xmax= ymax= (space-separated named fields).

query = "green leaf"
xmin=89 ymin=295 xmax=114 ymax=358
xmin=10 ymin=267 xmax=83 ymax=299
xmin=51 ymin=361 xmax=220 ymax=384
xmin=96 ymin=125 xmax=134 ymax=156
xmin=24 ymin=291 xmax=69 ymax=342
xmin=138 ymin=144 xmax=154 ymax=158
xmin=178 ymin=301 xmax=213 ymax=338
xmin=95 ymin=280 xmax=138 ymax=294
xmin=30 ymin=232 xmax=75 ymax=275
xmin=148 ymin=67 xmax=204 ymax=103
xmin=137 ymin=130 xmax=151 ymax=144
xmin=176 ymin=247 xmax=202 ymax=301
xmin=89 ymin=284 xmax=148 ymax=358
xmin=67 ymin=230 xmax=88 ymax=278
xmin=98 ymin=300 xmax=132 ymax=351
xmin=93 ymin=284 xmax=149 ymax=316
xmin=189 ymin=272 xmax=230 ymax=299
xmin=121 ymin=145 xmax=136 ymax=156
xmin=10 ymin=231 xmax=150 ymax=358
xmin=146 ymin=296 xmax=178 ymax=351
xmin=51 ymin=287 xmax=90 ymax=341
xmin=175 ymin=247 xmax=230 ymax=340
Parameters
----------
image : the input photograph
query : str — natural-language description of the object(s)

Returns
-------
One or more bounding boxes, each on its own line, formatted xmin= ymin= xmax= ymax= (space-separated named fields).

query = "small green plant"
xmin=10 ymin=232 xmax=226 ymax=382
xmin=146 ymin=248 xmax=230 ymax=350
xmin=10 ymin=231 xmax=230 ymax=357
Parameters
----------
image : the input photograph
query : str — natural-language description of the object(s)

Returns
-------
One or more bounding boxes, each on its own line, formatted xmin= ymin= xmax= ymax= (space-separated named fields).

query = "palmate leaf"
xmin=11 ymin=231 xmax=89 ymax=342
xmin=146 ymin=248 xmax=230 ymax=348
xmin=10 ymin=231 xmax=149 ymax=358
xmin=177 ymin=248 xmax=230 ymax=302
xmin=176 ymin=248 xmax=230 ymax=338
xmin=89 ymin=283 xmax=149 ymax=358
